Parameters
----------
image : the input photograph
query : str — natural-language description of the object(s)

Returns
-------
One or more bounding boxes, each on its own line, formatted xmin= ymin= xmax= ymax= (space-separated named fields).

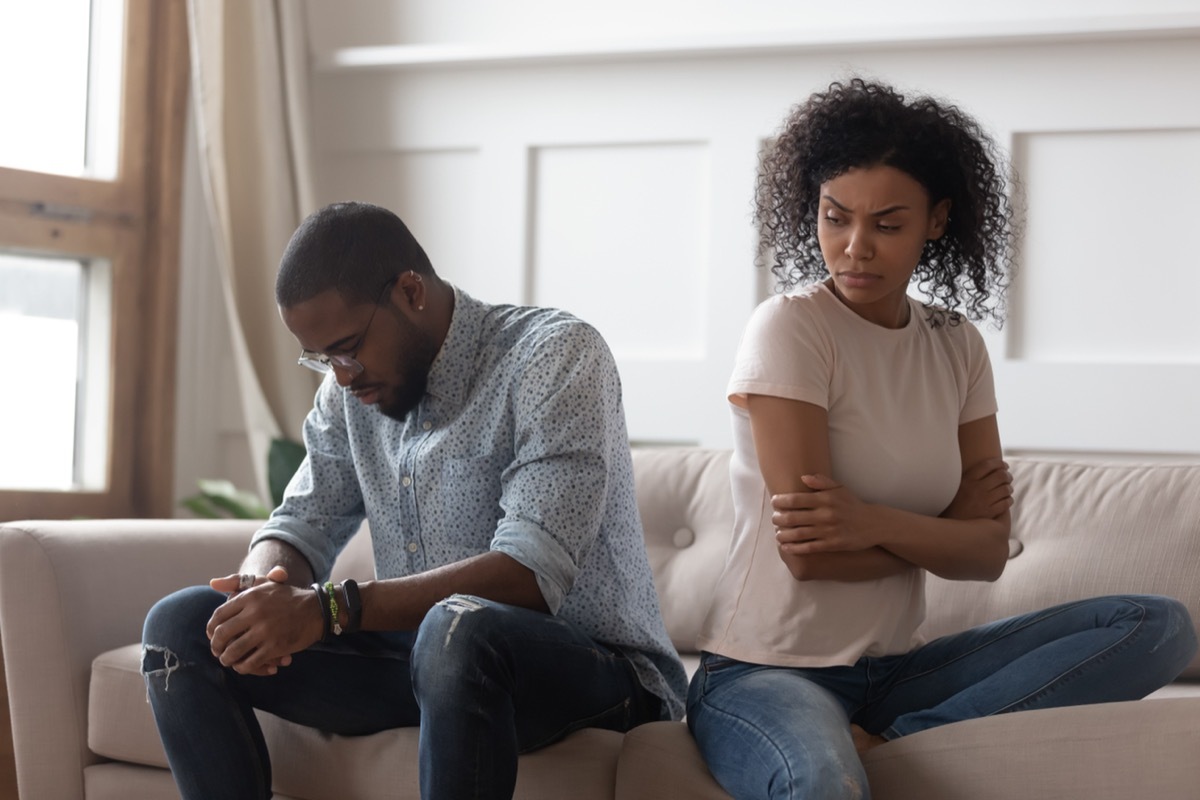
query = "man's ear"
xmin=928 ymin=198 xmax=952 ymax=241
xmin=393 ymin=270 xmax=426 ymax=312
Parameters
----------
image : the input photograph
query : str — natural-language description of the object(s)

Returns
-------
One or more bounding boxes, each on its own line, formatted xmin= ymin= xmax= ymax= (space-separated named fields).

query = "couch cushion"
xmin=630 ymin=448 xmax=734 ymax=654
xmin=617 ymin=698 xmax=1200 ymax=800
xmin=90 ymin=644 xmax=169 ymax=768
xmin=90 ymin=643 xmax=622 ymax=799
xmin=922 ymin=457 xmax=1200 ymax=678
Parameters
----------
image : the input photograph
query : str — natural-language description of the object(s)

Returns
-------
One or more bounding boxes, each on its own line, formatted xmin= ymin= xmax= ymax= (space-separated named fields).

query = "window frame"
xmin=0 ymin=0 xmax=189 ymax=520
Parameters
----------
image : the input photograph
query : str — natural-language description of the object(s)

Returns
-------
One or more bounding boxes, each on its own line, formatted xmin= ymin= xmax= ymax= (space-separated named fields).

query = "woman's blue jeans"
xmin=686 ymin=594 xmax=1197 ymax=800
xmin=142 ymin=586 xmax=658 ymax=800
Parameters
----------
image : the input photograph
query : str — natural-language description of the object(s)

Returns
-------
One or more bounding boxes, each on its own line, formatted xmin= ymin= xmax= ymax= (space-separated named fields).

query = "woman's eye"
xmin=878 ymin=223 xmax=900 ymax=232
xmin=823 ymin=214 xmax=842 ymax=225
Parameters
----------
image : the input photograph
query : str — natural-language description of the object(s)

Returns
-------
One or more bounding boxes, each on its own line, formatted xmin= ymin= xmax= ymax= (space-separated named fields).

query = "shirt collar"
xmin=424 ymin=284 xmax=486 ymax=407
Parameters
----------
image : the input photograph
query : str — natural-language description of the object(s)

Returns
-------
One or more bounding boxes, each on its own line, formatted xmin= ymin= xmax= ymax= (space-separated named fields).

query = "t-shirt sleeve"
xmin=959 ymin=321 xmax=999 ymax=425
xmin=727 ymin=294 xmax=833 ymax=410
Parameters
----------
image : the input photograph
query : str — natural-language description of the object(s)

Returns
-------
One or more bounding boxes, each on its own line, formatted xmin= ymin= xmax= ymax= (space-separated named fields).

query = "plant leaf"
xmin=180 ymin=496 xmax=221 ymax=518
xmin=196 ymin=479 xmax=270 ymax=519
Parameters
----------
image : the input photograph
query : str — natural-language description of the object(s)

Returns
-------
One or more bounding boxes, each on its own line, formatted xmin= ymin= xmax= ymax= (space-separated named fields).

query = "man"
xmin=143 ymin=201 xmax=687 ymax=800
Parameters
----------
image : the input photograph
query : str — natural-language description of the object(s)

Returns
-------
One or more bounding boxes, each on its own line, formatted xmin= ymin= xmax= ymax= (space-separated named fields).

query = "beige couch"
xmin=2 ymin=449 xmax=1199 ymax=799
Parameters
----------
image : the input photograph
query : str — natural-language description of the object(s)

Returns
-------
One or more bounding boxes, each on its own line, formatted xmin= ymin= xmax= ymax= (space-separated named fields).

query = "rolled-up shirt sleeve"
xmin=489 ymin=322 xmax=622 ymax=614
xmin=251 ymin=377 xmax=366 ymax=581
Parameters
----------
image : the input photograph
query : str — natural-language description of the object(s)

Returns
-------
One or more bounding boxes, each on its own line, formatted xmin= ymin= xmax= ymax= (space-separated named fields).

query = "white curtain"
xmin=186 ymin=0 xmax=320 ymax=498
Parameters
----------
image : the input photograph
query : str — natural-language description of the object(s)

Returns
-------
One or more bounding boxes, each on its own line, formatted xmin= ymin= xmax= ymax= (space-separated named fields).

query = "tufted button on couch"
xmin=2 ymin=448 xmax=1199 ymax=799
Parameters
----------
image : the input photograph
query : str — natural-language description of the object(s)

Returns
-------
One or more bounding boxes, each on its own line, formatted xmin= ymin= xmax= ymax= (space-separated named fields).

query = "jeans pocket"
xmin=702 ymin=652 xmax=739 ymax=675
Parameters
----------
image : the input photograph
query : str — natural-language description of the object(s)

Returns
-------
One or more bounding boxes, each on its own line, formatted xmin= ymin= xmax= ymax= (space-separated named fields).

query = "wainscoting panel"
xmin=1009 ymin=128 xmax=1200 ymax=364
xmin=309 ymin=29 xmax=1200 ymax=453
xmin=530 ymin=142 xmax=709 ymax=361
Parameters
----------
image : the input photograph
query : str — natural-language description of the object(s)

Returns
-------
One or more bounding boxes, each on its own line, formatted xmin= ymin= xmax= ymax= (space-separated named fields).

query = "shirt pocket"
xmin=439 ymin=453 xmax=506 ymax=546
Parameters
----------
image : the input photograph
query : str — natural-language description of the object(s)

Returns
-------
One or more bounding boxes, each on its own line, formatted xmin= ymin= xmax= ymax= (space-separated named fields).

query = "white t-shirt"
xmin=697 ymin=283 xmax=997 ymax=667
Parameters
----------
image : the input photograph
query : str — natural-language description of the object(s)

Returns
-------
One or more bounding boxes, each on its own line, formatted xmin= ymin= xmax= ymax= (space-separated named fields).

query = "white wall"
xmin=174 ymin=3 xmax=1200 ymax=504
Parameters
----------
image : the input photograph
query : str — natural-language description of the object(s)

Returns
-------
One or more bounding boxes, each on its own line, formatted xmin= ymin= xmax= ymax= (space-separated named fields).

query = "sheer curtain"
xmin=186 ymin=0 xmax=320 ymax=497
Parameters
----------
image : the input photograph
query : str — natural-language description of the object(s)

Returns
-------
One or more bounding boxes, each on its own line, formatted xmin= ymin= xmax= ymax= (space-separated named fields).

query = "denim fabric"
xmin=687 ymin=595 xmax=1197 ymax=800
xmin=144 ymin=586 xmax=658 ymax=800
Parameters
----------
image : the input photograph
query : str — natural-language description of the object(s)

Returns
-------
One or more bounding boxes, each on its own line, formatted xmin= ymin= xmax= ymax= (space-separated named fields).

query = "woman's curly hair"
xmin=756 ymin=78 xmax=1018 ymax=326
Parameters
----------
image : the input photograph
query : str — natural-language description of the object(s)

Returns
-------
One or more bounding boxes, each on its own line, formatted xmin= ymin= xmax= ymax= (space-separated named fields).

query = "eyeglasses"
xmin=296 ymin=279 xmax=396 ymax=376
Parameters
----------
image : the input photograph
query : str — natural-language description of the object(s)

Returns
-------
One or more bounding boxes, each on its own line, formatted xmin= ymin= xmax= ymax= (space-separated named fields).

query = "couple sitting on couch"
xmin=143 ymin=79 xmax=1197 ymax=800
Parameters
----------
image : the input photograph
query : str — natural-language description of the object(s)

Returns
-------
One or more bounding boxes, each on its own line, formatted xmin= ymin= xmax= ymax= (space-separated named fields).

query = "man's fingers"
xmin=211 ymin=572 xmax=261 ymax=594
xmin=209 ymin=573 xmax=242 ymax=593
xmin=206 ymin=599 xmax=239 ymax=641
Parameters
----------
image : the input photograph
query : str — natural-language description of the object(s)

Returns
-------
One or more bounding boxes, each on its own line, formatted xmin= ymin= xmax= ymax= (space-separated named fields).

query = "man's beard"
xmin=377 ymin=328 xmax=439 ymax=422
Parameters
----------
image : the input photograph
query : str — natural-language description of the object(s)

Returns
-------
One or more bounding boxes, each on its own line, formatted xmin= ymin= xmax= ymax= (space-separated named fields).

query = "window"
xmin=0 ymin=0 xmax=189 ymax=519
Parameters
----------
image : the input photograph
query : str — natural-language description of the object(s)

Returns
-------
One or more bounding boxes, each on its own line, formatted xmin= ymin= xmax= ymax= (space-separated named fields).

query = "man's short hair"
xmin=276 ymin=201 xmax=434 ymax=308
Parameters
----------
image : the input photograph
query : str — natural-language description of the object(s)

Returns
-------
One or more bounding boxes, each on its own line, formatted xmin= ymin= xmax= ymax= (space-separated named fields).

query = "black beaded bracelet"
xmin=341 ymin=579 xmax=363 ymax=634
xmin=311 ymin=582 xmax=332 ymax=641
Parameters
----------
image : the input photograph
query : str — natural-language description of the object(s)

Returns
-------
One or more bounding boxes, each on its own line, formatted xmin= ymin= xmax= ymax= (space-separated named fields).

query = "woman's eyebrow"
xmin=822 ymin=194 xmax=909 ymax=217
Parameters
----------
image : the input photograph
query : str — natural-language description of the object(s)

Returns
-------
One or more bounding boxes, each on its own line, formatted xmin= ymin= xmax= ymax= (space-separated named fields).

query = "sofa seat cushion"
xmin=90 ymin=644 xmax=170 ymax=769
xmin=1146 ymin=681 xmax=1200 ymax=700
xmin=89 ymin=643 xmax=623 ymax=799
xmin=617 ymin=697 xmax=1200 ymax=800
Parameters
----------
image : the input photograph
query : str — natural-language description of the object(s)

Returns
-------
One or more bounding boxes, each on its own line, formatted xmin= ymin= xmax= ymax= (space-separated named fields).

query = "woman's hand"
xmin=942 ymin=457 xmax=1013 ymax=521
xmin=772 ymin=474 xmax=882 ymax=554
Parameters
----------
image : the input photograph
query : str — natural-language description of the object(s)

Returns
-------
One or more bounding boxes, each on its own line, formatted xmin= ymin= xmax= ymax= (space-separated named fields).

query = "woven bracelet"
xmin=311 ymin=582 xmax=333 ymax=641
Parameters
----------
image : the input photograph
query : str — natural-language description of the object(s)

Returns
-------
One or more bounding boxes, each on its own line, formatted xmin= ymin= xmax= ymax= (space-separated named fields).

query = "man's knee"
xmin=413 ymin=594 xmax=491 ymax=661
xmin=411 ymin=595 xmax=514 ymax=692
xmin=142 ymin=586 xmax=224 ymax=658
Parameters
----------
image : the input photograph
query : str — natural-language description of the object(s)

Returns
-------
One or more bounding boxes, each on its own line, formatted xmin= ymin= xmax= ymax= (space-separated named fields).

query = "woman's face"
xmin=816 ymin=165 xmax=949 ymax=328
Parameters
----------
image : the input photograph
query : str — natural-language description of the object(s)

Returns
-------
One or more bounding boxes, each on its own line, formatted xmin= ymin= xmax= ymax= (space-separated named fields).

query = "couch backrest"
xmin=630 ymin=448 xmax=734 ymax=655
xmin=922 ymin=456 xmax=1200 ymax=678
xmin=331 ymin=448 xmax=1200 ymax=679
xmin=630 ymin=448 xmax=1200 ymax=679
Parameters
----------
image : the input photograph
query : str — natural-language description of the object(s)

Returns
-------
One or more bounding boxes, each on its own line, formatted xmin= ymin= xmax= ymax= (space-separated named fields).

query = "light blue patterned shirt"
xmin=253 ymin=286 xmax=687 ymax=719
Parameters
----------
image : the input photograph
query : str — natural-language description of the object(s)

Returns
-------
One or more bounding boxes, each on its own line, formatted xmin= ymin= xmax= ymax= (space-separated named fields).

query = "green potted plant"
xmin=180 ymin=437 xmax=307 ymax=519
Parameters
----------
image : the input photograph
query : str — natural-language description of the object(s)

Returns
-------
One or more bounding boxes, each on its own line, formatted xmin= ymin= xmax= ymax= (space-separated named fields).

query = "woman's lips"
xmin=838 ymin=271 xmax=880 ymax=289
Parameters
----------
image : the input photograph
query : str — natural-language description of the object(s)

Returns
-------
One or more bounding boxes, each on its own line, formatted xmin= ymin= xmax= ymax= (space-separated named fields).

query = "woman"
xmin=687 ymin=78 xmax=1196 ymax=800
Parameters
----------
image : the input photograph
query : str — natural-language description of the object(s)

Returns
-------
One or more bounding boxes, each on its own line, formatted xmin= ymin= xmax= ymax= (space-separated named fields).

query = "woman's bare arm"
xmin=769 ymin=413 xmax=1010 ymax=581
xmin=747 ymin=394 xmax=915 ymax=582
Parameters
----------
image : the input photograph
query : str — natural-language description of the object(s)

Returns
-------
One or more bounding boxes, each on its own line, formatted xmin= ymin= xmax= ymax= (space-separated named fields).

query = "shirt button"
xmin=407 ymin=542 xmax=419 ymax=553
xmin=422 ymin=421 xmax=432 ymax=431
xmin=401 ymin=476 xmax=412 ymax=487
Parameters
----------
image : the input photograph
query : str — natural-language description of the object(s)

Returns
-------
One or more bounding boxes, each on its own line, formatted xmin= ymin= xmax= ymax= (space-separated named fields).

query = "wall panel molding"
xmin=313 ymin=13 xmax=1200 ymax=72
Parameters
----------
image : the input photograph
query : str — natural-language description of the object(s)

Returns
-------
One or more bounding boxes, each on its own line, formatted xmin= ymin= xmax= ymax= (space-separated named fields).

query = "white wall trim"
xmin=313 ymin=12 xmax=1200 ymax=72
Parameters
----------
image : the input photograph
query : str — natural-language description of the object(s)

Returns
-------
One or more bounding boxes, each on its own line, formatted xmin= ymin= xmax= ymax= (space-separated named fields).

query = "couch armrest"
xmin=0 ymin=519 xmax=258 ymax=800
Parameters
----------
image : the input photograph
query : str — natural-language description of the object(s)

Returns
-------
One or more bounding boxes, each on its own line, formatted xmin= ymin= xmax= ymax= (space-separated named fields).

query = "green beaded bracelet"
xmin=323 ymin=580 xmax=342 ymax=635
